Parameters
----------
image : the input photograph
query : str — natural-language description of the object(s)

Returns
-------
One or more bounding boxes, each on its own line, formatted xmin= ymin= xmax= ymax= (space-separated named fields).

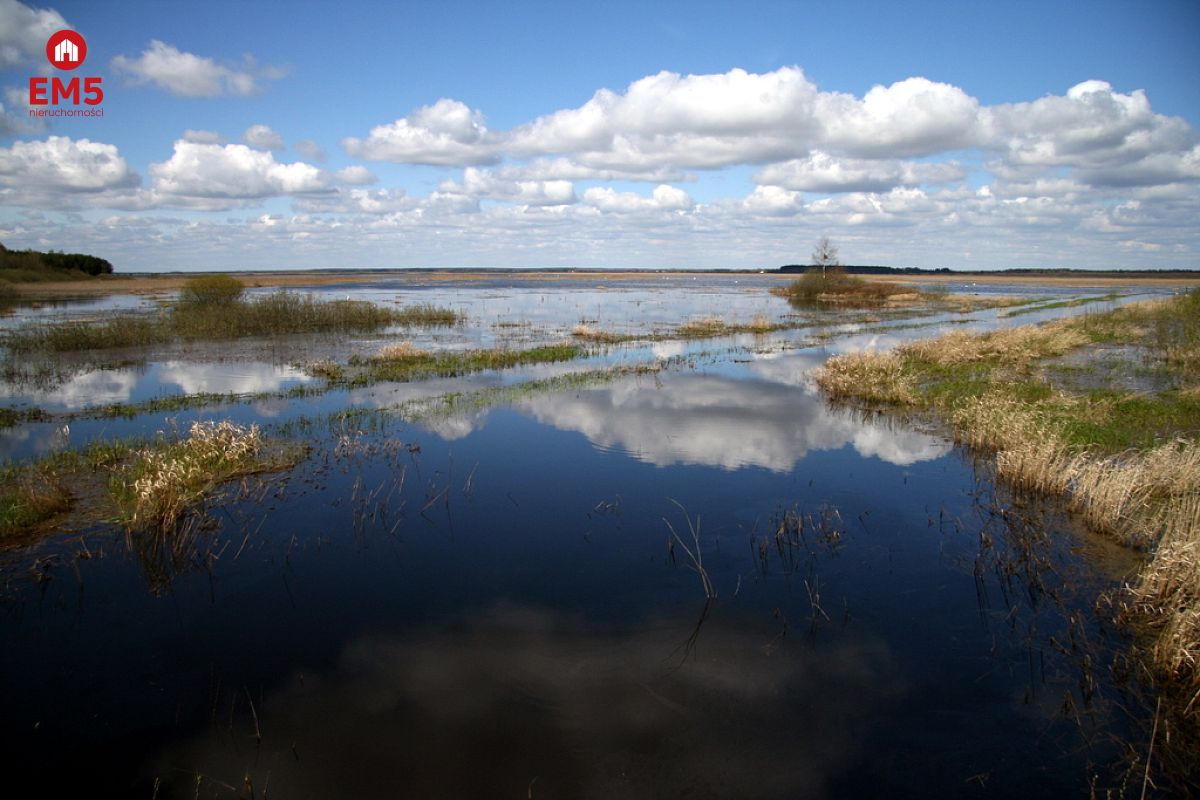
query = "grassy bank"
xmin=814 ymin=291 xmax=1200 ymax=753
xmin=3 ymin=279 xmax=460 ymax=354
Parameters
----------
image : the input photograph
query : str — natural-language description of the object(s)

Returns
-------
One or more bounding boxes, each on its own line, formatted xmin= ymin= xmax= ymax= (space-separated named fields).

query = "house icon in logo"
xmin=46 ymin=29 xmax=87 ymax=70
xmin=54 ymin=38 xmax=79 ymax=64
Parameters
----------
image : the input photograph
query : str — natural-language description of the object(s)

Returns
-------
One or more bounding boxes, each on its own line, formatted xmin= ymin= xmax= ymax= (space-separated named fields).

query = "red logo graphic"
xmin=46 ymin=30 xmax=87 ymax=70
xmin=29 ymin=29 xmax=103 ymax=111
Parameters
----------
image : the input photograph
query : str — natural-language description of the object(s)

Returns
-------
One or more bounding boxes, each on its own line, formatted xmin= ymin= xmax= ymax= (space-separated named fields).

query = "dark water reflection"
xmin=153 ymin=604 xmax=899 ymax=799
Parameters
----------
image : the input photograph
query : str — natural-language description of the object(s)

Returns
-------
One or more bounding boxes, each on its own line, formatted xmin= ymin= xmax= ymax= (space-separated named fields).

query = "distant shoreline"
xmin=7 ymin=267 xmax=1200 ymax=295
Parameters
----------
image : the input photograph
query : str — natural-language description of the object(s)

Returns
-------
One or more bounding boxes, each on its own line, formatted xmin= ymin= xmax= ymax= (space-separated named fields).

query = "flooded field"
xmin=0 ymin=273 xmax=1182 ymax=797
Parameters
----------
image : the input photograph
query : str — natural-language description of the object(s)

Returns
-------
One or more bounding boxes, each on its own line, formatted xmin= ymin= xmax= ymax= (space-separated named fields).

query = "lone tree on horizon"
xmin=812 ymin=236 xmax=839 ymax=279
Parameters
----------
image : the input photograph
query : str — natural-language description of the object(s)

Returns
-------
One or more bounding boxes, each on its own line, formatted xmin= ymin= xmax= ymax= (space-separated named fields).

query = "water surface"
xmin=0 ymin=274 xmax=1165 ymax=798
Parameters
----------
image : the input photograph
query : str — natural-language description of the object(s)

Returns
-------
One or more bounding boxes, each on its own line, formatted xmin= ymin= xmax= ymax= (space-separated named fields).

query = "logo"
xmin=29 ymin=29 xmax=104 ymax=115
xmin=46 ymin=30 xmax=87 ymax=70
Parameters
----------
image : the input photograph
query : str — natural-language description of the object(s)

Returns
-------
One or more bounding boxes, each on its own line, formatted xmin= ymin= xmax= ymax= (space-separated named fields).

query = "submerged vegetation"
xmin=815 ymin=290 xmax=1200 ymax=746
xmin=2 ymin=275 xmax=461 ymax=354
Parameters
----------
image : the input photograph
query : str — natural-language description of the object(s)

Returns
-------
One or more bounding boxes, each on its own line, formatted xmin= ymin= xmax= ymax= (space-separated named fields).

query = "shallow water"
xmin=0 ymin=274 xmax=1170 ymax=798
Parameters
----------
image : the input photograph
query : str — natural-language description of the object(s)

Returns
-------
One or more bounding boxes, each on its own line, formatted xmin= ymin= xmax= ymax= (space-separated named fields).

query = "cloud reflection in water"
xmin=152 ymin=603 xmax=899 ymax=799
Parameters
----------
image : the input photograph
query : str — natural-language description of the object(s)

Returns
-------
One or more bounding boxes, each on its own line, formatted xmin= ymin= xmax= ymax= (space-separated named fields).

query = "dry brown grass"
xmin=748 ymin=313 xmax=773 ymax=332
xmin=899 ymin=320 xmax=1089 ymax=366
xmin=571 ymin=324 xmax=625 ymax=343
xmin=678 ymin=316 xmax=728 ymax=336
xmin=117 ymin=420 xmax=267 ymax=531
xmin=817 ymin=351 xmax=919 ymax=405
xmin=371 ymin=341 xmax=430 ymax=361
xmin=1130 ymin=496 xmax=1200 ymax=705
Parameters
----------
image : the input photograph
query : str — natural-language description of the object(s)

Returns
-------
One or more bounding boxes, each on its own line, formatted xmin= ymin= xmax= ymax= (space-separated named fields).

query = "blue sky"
xmin=1 ymin=0 xmax=1198 ymax=271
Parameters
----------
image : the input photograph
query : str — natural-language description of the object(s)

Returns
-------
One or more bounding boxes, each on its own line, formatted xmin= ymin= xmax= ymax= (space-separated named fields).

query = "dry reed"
xmin=371 ymin=341 xmax=430 ymax=361
xmin=119 ymin=420 xmax=266 ymax=530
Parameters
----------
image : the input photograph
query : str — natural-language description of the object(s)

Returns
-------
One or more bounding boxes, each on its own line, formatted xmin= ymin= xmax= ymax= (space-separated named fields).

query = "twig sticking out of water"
xmin=1141 ymin=697 xmax=1161 ymax=800
xmin=664 ymin=498 xmax=715 ymax=599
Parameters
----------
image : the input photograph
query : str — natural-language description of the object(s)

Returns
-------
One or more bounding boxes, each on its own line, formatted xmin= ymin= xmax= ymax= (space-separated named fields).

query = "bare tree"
xmin=812 ymin=236 xmax=839 ymax=279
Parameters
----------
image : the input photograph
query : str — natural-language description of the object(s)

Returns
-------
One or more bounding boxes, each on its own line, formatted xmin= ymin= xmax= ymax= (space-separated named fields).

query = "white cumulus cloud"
xmin=342 ymin=99 xmax=500 ymax=166
xmin=243 ymin=124 xmax=285 ymax=151
xmin=149 ymin=141 xmax=329 ymax=204
xmin=0 ymin=135 xmax=139 ymax=192
xmin=112 ymin=40 xmax=285 ymax=97
xmin=438 ymin=167 xmax=575 ymax=206
xmin=582 ymin=184 xmax=694 ymax=213
xmin=0 ymin=0 xmax=68 ymax=69
xmin=334 ymin=165 xmax=378 ymax=185
xmin=756 ymin=152 xmax=966 ymax=193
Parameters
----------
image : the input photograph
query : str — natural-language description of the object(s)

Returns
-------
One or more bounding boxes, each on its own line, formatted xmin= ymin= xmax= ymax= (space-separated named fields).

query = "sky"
xmin=0 ymin=0 xmax=1198 ymax=272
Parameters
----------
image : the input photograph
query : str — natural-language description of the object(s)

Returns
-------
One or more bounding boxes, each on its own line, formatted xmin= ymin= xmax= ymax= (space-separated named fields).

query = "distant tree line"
xmin=0 ymin=242 xmax=113 ymax=276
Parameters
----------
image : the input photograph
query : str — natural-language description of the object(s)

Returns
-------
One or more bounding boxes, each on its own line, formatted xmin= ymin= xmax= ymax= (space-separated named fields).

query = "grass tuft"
xmin=0 ymin=467 xmax=71 ymax=538
xmin=371 ymin=341 xmax=431 ymax=361
xmin=112 ymin=420 xmax=294 ymax=531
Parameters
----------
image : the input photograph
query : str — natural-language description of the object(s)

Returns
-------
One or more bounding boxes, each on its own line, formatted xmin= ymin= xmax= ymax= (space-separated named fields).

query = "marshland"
xmin=1 ymin=269 xmax=1198 ymax=798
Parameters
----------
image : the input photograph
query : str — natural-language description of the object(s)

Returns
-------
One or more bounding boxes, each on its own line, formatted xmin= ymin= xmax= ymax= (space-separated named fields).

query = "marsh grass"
xmin=815 ymin=290 xmax=1200 ymax=727
xmin=571 ymin=324 xmax=629 ymax=343
xmin=371 ymin=341 xmax=430 ymax=360
xmin=2 ymin=289 xmax=461 ymax=354
xmin=0 ymin=438 xmax=139 ymax=539
xmin=0 ymin=467 xmax=71 ymax=538
xmin=340 ymin=343 xmax=583 ymax=387
xmin=112 ymin=420 xmax=300 ymax=531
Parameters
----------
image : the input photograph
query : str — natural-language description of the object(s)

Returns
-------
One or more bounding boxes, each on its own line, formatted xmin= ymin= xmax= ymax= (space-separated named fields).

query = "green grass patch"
xmin=0 ymin=466 xmax=71 ymax=538
xmin=339 ymin=343 xmax=584 ymax=387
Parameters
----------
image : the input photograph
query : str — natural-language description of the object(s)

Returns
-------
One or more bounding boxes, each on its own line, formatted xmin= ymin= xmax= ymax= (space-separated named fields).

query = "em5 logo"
xmin=30 ymin=29 xmax=104 ymax=107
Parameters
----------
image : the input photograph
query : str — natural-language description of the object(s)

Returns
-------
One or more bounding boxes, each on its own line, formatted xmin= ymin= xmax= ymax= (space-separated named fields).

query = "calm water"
xmin=0 ymin=275 xmax=1170 ymax=798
